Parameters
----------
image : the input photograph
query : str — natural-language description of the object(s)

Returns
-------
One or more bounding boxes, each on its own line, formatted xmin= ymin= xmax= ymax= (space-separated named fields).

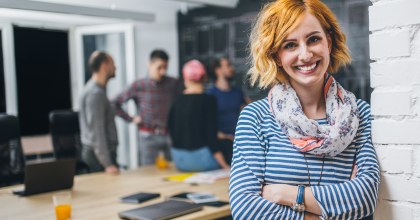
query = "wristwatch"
xmin=291 ymin=185 xmax=306 ymax=212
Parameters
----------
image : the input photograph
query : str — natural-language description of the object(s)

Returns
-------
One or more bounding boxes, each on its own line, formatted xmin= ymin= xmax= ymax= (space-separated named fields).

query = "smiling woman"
xmin=247 ymin=0 xmax=351 ymax=89
xmin=229 ymin=0 xmax=379 ymax=220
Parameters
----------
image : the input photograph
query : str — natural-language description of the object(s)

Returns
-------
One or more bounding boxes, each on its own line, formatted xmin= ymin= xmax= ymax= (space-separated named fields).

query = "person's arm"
xmin=230 ymin=103 xmax=304 ymax=219
xmin=262 ymin=183 xmax=323 ymax=215
xmin=217 ymin=131 xmax=234 ymax=141
xmin=110 ymin=81 xmax=139 ymax=122
xmin=213 ymin=151 xmax=230 ymax=169
xmin=310 ymin=104 xmax=379 ymax=219
xmin=262 ymin=102 xmax=379 ymax=219
xmin=207 ymin=97 xmax=230 ymax=169
xmin=85 ymin=93 xmax=118 ymax=173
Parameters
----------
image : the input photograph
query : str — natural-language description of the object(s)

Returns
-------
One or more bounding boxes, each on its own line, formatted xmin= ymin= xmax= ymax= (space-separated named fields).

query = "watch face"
xmin=291 ymin=203 xmax=306 ymax=212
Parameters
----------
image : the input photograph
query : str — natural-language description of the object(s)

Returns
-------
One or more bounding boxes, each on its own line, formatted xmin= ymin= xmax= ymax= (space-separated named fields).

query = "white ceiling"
xmin=32 ymin=0 xmax=202 ymax=12
xmin=0 ymin=0 xmax=197 ymax=29
xmin=0 ymin=0 xmax=235 ymax=29
xmin=167 ymin=0 xmax=238 ymax=8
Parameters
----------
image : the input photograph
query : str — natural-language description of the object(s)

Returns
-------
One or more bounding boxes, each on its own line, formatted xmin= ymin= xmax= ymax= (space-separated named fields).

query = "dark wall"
xmin=14 ymin=26 xmax=72 ymax=136
xmin=178 ymin=0 xmax=372 ymax=102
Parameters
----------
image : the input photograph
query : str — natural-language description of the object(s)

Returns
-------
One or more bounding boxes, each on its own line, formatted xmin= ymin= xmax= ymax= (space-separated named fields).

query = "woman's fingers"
xmin=350 ymin=165 xmax=358 ymax=180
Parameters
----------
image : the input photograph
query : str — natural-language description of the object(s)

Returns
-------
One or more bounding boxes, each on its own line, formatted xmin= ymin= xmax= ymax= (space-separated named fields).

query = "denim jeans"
xmin=170 ymin=146 xmax=221 ymax=172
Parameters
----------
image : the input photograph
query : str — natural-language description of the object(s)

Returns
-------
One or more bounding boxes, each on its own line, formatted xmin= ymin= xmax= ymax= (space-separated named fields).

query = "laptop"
xmin=13 ymin=158 xmax=76 ymax=196
xmin=118 ymin=200 xmax=203 ymax=220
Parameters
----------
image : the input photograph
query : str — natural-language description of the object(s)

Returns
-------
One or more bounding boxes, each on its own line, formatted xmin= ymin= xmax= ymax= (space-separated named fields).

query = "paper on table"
xmin=165 ymin=173 xmax=195 ymax=182
xmin=183 ymin=169 xmax=231 ymax=184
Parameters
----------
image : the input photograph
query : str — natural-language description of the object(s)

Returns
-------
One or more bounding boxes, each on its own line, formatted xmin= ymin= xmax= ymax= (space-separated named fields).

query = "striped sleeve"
xmin=311 ymin=100 xmax=380 ymax=219
xmin=229 ymin=102 xmax=302 ymax=220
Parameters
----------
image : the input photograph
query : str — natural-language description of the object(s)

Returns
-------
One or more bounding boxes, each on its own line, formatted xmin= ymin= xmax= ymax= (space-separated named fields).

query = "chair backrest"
xmin=0 ymin=114 xmax=26 ymax=186
xmin=49 ymin=110 xmax=82 ymax=161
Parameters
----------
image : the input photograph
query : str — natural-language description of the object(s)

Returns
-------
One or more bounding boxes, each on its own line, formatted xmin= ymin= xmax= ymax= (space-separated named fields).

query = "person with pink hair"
xmin=167 ymin=60 xmax=230 ymax=171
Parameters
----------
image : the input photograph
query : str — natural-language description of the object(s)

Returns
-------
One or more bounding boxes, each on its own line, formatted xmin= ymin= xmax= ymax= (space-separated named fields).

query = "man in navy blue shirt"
xmin=207 ymin=58 xmax=251 ymax=164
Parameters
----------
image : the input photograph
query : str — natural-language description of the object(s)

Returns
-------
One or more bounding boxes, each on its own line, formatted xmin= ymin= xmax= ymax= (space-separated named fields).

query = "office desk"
xmin=0 ymin=164 xmax=231 ymax=220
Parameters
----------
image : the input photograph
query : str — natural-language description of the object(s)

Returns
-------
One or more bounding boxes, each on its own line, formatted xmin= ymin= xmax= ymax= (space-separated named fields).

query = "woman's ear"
xmin=275 ymin=54 xmax=282 ymax=67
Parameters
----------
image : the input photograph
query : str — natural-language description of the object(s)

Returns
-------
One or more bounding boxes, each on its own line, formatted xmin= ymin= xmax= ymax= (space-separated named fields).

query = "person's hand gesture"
xmin=105 ymin=165 xmax=119 ymax=175
xmin=132 ymin=115 xmax=142 ymax=125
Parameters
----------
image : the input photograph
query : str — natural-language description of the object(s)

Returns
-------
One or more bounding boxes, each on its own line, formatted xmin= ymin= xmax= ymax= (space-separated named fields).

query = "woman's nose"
xmin=298 ymin=46 xmax=313 ymax=62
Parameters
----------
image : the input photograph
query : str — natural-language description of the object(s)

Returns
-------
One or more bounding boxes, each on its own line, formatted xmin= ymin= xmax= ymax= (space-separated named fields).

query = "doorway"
xmin=14 ymin=26 xmax=72 ymax=136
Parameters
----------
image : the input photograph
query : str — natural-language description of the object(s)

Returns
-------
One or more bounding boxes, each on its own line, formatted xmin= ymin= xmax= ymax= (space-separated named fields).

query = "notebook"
xmin=118 ymin=200 xmax=203 ymax=220
xmin=168 ymin=192 xmax=229 ymax=207
xmin=120 ymin=193 xmax=160 ymax=204
xmin=167 ymin=192 xmax=193 ymax=203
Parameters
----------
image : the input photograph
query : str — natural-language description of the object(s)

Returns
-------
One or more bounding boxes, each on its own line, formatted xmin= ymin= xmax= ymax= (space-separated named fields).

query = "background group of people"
xmin=78 ymin=49 xmax=249 ymax=175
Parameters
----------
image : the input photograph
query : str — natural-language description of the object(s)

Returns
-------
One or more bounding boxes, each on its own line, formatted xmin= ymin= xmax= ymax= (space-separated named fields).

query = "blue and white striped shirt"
xmin=229 ymin=98 xmax=379 ymax=219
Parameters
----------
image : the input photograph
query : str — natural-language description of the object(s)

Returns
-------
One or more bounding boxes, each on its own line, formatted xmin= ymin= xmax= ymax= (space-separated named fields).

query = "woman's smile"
xmin=294 ymin=60 xmax=320 ymax=75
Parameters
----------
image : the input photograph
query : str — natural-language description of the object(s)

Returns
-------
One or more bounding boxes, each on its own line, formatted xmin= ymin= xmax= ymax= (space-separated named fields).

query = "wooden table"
xmin=0 ymin=164 xmax=231 ymax=220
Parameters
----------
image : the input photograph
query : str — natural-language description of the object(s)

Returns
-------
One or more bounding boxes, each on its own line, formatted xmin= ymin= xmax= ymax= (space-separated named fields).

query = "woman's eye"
xmin=308 ymin=36 xmax=321 ymax=43
xmin=284 ymin=43 xmax=296 ymax=49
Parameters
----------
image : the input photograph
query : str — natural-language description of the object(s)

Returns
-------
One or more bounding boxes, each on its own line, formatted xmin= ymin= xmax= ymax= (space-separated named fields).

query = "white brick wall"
xmin=371 ymin=60 xmax=420 ymax=88
xmin=371 ymin=91 xmax=412 ymax=115
xmin=370 ymin=0 xmax=420 ymax=219
xmin=370 ymin=30 xmax=411 ymax=59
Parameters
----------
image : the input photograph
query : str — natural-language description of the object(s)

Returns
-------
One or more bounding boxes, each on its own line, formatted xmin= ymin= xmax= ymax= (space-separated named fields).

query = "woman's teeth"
xmin=296 ymin=62 xmax=317 ymax=71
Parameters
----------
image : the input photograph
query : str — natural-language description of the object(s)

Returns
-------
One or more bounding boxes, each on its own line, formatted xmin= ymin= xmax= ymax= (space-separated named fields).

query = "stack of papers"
xmin=183 ymin=169 xmax=231 ymax=184
xmin=165 ymin=173 xmax=195 ymax=182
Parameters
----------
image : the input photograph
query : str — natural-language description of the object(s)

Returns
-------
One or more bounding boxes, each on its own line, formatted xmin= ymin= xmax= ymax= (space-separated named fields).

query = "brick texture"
xmin=371 ymin=91 xmax=412 ymax=115
xmin=370 ymin=30 xmax=411 ymax=60
xmin=370 ymin=0 xmax=420 ymax=31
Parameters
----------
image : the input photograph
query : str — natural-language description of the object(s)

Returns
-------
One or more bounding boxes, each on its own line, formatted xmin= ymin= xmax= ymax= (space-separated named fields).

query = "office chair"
xmin=49 ymin=110 xmax=88 ymax=174
xmin=0 ymin=114 xmax=26 ymax=187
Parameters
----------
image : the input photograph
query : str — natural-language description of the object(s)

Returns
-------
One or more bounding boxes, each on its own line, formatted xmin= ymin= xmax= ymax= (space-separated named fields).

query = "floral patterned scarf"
xmin=268 ymin=73 xmax=359 ymax=157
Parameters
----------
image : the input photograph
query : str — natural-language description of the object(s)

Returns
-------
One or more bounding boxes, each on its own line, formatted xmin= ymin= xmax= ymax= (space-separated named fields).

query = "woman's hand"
xmin=263 ymin=184 xmax=323 ymax=216
xmin=350 ymin=165 xmax=358 ymax=180
xmin=262 ymin=184 xmax=295 ymax=205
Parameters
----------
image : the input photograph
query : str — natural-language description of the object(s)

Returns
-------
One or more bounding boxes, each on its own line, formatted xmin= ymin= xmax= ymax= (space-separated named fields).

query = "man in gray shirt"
xmin=79 ymin=51 xmax=119 ymax=175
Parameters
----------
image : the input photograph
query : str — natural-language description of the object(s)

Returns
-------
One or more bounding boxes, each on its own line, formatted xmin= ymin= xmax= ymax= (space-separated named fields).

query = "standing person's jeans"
xmin=81 ymin=145 xmax=118 ymax=173
xmin=170 ymin=146 xmax=220 ymax=172
xmin=138 ymin=131 xmax=172 ymax=166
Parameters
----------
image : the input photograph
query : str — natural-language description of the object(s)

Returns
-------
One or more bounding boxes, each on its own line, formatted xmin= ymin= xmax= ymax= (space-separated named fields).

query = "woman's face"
xmin=277 ymin=12 xmax=332 ymax=88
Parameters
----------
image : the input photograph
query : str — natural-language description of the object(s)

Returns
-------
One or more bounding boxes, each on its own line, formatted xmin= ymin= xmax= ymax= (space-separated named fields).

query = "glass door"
xmin=71 ymin=23 xmax=138 ymax=169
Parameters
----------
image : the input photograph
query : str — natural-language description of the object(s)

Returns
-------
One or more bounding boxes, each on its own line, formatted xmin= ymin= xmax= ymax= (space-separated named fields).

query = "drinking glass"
xmin=52 ymin=192 xmax=72 ymax=220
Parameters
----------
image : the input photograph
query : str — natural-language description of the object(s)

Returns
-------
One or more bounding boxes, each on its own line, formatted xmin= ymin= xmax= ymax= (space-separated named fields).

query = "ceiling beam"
xmin=168 ymin=0 xmax=239 ymax=8
xmin=0 ymin=0 xmax=155 ymax=22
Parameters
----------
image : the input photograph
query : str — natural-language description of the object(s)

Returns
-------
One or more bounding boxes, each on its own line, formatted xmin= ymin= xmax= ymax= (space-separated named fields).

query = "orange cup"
xmin=53 ymin=192 xmax=72 ymax=220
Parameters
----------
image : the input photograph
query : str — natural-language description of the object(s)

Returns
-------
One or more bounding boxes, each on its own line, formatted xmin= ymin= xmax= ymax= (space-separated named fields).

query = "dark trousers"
xmin=81 ymin=145 xmax=117 ymax=173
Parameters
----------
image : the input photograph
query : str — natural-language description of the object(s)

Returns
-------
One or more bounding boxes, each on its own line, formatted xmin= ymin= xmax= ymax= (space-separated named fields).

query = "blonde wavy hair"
xmin=248 ymin=0 xmax=351 ymax=89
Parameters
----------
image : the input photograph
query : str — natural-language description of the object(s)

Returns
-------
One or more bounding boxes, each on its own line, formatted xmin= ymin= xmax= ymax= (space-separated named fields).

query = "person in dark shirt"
xmin=168 ymin=60 xmax=230 ymax=172
xmin=207 ymin=58 xmax=251 ymax=165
